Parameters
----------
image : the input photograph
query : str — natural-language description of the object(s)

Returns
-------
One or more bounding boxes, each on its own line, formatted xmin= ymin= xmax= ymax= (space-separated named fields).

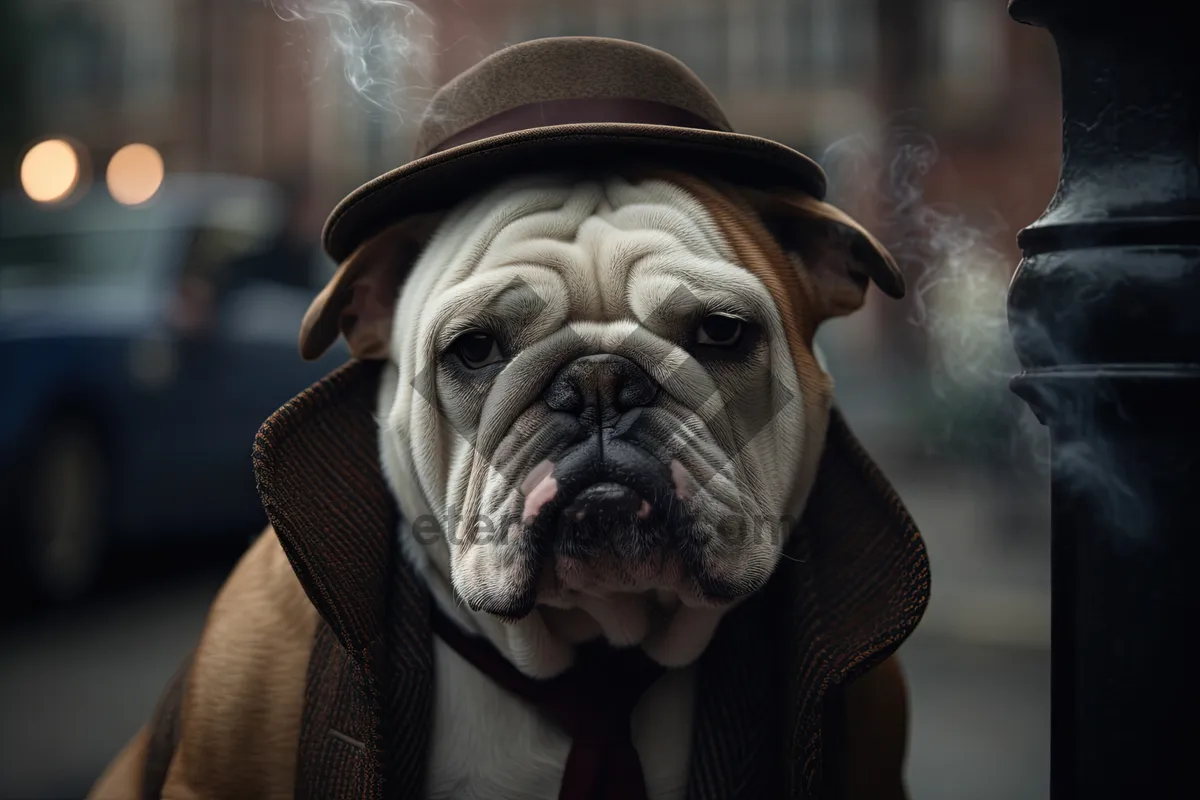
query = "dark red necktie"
xmin=430 ymin=605 xmax=667 ymax=800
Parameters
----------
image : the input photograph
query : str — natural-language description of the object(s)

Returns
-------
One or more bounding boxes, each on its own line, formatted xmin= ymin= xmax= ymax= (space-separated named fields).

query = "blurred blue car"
xmin=0 ymin=174 xmax=348 ymax=601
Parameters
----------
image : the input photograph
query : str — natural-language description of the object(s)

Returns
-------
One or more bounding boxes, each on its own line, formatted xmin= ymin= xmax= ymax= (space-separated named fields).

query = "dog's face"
xmin=313 ymin=171 xmax=899 ymax=665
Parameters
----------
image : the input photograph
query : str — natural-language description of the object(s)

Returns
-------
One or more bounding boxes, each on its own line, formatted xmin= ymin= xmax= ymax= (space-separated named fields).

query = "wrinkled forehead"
xmin=404 ymin=172 xmax=771 ymax=324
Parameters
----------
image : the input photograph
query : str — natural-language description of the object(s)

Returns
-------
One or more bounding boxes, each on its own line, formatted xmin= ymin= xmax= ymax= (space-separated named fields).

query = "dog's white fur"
xmin=417 ymin=523 xmax=695 ymax=799
xmin=362 ymin=174 xmax=838 ymax=798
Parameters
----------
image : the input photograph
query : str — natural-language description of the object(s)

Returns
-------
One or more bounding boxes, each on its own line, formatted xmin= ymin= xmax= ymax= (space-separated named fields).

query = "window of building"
xmin=935 ymin=0 xmax=1005 ymax=90
xmin=661 ymin=0 xmax=727 ymax=88
xmin=555 ymin=1 xmax=593 ymax=37
xmin=784 ymin=0 xmax=877 ymax=85
xmin=527 ymin=0 xmax=564 ymax=40
xmin=785 ymin=0 xmax=814 ymax=81
xmin=811 ymin=0 xmax=843 ymax=81
xmin=842 ymin=0 xmax=880 ymax=79
xmin=35 ymin=1 xmax=118 ymax=110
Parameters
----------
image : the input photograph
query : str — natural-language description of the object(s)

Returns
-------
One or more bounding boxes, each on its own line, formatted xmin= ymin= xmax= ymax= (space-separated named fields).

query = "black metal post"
xmin=1006 ymin=1 xmax=1200 ymax=798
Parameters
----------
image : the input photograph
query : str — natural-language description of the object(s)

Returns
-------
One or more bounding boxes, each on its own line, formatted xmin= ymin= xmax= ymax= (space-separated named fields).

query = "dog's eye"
xmin=452 ymin=331 xmax=504 ymax=369
xmin=696 ymin=313 xmax=745 ymax=347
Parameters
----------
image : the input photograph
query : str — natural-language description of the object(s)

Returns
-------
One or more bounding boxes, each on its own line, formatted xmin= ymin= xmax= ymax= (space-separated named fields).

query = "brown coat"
xmin=89 ymin=360 xmax=930 ymax=800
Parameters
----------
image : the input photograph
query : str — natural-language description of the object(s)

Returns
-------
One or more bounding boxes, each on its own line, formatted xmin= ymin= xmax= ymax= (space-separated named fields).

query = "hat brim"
xmin=322 ymin=122 xmax=828 ymax=262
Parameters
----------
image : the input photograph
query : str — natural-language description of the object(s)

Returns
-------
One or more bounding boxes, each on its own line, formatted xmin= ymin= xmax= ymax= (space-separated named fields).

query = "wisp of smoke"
xmin=823 ymin=121 xmax=1016 ymax=401
xmin=821 ymin=115 xmax=1151 ymax=543
xmin=270 ymin=0 xmax=435 ymax=120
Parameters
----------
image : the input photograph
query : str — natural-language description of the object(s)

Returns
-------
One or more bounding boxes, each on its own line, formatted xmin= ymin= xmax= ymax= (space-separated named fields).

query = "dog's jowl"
xmin=91 ymin=36 xmax=929 ymax=800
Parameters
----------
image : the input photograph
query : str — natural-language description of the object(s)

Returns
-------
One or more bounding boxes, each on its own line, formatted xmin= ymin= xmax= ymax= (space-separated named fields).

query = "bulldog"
xmin=90 ymin=36 xmax=928 ymax=800
xmin=354 ymin=169 xmax=905 ymax=798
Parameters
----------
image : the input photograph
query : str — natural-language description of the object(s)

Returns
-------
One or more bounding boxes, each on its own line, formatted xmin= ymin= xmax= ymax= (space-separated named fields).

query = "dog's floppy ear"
xmin=299 ymin=213 xmax=444 ymax=361
xmin=743 ymin=188 xmax=905 ymax=324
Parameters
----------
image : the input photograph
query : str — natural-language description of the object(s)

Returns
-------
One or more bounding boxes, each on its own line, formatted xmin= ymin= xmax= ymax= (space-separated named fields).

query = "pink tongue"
xmin=670 ymin=459 xmax=693 ymax=500
xmin=521 ymin=461 xmax=558 ymax=523
xmin=637 ymin=499 xmax=653 ymax=520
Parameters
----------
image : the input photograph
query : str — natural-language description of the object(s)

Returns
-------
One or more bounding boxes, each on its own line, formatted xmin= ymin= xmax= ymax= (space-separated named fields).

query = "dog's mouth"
xmin=522 ymin=438 xmax=679 ymax=554
xmin=507 ymin=438 xmax=748 ymax=610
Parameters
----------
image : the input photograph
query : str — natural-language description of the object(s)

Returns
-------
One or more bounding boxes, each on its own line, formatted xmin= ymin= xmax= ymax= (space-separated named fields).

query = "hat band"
xmin=427 ymin=98 xmax=726 ymax=155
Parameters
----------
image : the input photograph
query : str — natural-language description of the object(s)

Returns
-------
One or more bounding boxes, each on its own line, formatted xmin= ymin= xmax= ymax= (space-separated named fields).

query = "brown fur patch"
xmin=653 ymin=172 xmax=836 ymax=505
xmin=300 ymin=213 xmax=445 ymax=361
xmin=159 ymin=528 xmax=320 ymax=800
xmin=87 ymin=726 xmax=150 ymax=799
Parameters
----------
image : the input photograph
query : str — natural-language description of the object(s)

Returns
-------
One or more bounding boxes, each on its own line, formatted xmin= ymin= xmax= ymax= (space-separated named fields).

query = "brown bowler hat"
xmin=303 ymin=36 xmax=829 ymax=360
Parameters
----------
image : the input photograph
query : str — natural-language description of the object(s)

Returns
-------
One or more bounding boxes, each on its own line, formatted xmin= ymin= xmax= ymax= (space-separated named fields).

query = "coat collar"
xmin=253 ymin=358 xmax=929 ymax=797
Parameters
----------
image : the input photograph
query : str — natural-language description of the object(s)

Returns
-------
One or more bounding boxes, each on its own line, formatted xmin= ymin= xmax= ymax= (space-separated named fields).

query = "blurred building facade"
xmin=3 ymin=0 xmax=1063 ymax=390
xmin=9 ymin=1 xmax=339 ymax=195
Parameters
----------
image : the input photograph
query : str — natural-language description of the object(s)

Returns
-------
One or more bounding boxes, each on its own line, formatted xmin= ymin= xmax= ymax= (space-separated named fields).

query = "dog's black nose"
xmin=544 ymin=354 xmax=657 ymax=419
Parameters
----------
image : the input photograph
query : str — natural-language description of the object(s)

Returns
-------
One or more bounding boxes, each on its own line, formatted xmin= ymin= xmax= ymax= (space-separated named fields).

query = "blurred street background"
xmin=0 ymin=1 xmax=1060 ymax=797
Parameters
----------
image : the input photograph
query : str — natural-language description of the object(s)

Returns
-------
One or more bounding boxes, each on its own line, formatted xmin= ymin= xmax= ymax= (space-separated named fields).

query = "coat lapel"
xmin=253 ymin=360 xmax=930 ymax=800
xmin=253 ymin=359 xmax=433 ymax=798
xmin=684 ymin=408 xmax=929 ymax=799
xmin=253 ymin=358 xmax=394 ymax=667
xmin=777 ymin=408 xmax=930 ymax=795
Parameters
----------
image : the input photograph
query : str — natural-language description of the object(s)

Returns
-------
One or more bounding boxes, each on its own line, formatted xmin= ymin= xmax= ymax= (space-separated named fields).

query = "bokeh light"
xmin=106 ymin=143 xmax=165 ymax=205
xmin=19 ymin=138 xmax=81 ymax=204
